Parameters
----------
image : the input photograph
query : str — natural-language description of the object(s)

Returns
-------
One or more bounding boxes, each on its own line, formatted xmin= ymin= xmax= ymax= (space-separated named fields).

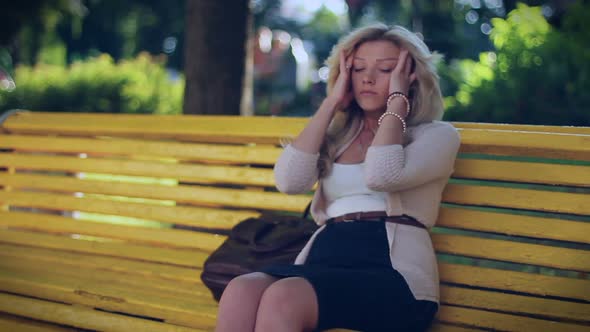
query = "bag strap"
xmin=302 ymin=201 xmax=312 ymax=219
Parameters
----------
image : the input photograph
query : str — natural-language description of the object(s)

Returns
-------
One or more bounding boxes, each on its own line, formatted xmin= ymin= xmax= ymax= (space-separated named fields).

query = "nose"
xmin=363 ymin=72 xmax=375 ymax=85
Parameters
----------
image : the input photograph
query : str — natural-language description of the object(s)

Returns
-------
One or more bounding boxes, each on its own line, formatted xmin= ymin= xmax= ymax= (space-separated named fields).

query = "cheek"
xmin=351 ymin=76 xmax=363 ymax=91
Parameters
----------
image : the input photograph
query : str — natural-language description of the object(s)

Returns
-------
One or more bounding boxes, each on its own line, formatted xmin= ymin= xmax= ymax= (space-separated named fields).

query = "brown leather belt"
xmin=326 ymin=211 xmax=426 ymax=229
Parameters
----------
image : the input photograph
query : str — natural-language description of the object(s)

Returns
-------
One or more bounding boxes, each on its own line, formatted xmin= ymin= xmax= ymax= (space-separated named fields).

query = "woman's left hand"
xmin=388 ymin=50 xmax=416 ymax=95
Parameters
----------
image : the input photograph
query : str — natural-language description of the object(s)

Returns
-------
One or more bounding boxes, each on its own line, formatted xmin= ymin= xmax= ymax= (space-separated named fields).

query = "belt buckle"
xmin=342 ymin=212 xmax=362 ymax=222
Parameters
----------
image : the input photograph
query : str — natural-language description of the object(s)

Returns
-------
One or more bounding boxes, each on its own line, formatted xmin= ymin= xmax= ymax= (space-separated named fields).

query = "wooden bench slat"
xmin=0 ymin=313 xmax=77 ymax=332
xmin=8 ymin=134 xmax=589 ymax=187
xmin=458 ymin=129 xmax=590 ymax=161
xmin=5 ymin=172 xmax=588 ymax=218
xmin=4 ymin=186 xmax=589 ymax=247
xmin=454 ymin=158 xmax=590 ymax=187
xmin=436 ymin=305 xmax=588 ymax=332
xmin=0 ymin=153 xmax=275 ymax=187
xmin=440 ymin=284 xmax=590 ymax=323
xmin=5 ymin=112 xmax=590 ymax=159
xmin=0 ymin=266 xmax=218 ymax=330
xmin=0 ymin=173 xmax=311 ymax=213
xmin=0 ymin=257 xmax=210 ymax=301
xmin=7 ymin=253 xmax=586 ymax=331
xmin=0 ymin=293 xmax=205 ymax=332
xmin=0 ymin=191 xmax=260 ymax=229
xmin=443 ymin=184 xmax=590 ymax=216
xmin=7 ymin=191 xmax=589 ymax=253
xmin=4 ymin=171 xmax=590 ymax=216
xmin=438 ymin=207 xmax=590 ymax=245
xmin=0 ymin=191 xmax=259 ymax=230
xmin=0 ymin=211 xmax=226 ymax=251
xmin=0 ymin=134 xmax=281 ymax=165
xmin=439 ymin=263 xmax=590 ymax=302
xmin=434 ymin=234 xmax=590 ymax=273
xmin=0 ymin=244 xmax=202 ymax=281
xmin=0 ymin=243 xmax=203 ymax=282
xmin=453 ymin=122 xmax=590 ymax=134
xmin=0 ymin=228 xmax=212 ymax=267
xmin=2 ymin=111 xmax=309 ymax=144
xmin=1 ymin=265 xmax=469 ymax=332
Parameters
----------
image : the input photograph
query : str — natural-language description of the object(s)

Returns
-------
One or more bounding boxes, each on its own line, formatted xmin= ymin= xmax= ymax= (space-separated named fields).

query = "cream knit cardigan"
xmin=273 ymin=120 xmax=460 ymax=303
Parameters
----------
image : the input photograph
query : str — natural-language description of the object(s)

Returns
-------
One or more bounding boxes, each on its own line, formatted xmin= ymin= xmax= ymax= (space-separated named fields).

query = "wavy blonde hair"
xmin=318 ymin=23 xmax=444 ymax=178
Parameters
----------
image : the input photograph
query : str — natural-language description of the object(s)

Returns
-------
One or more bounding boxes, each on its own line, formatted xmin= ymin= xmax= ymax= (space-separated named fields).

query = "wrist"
xmin=386 ymin=98 xmax=408 ymax=119
xmin=386 ymin=92 xmax=411 ymax=118
xmin=320 ymin=97 xmax=339 ymax=114
xmin=378 ymin=111 xmax=407 ymax=133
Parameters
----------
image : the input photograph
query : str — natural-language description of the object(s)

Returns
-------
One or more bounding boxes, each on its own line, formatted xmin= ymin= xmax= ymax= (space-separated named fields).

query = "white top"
xmin=323 ymin=162 xmax=387 ymax=217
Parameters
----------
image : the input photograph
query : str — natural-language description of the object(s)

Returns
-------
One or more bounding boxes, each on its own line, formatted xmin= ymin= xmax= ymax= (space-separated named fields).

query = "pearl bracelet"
xmin=386 ymin=92 xmax=411 ymax=117
xmin=378 ymin=111 xmax=407 ymax=133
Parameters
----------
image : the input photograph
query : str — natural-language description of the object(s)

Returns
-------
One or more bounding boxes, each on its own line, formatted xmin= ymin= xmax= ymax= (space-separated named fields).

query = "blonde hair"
xmin=318 ymin=23 xmax=444 ymax=178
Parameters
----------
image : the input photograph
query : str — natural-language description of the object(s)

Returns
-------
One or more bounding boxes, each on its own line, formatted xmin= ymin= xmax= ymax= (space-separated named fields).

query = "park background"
xmin=0 ymin=0 xmax=588 ymax=126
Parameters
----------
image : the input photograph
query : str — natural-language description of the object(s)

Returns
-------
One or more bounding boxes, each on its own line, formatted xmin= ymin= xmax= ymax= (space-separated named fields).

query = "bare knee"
xmin=256 ymin=277 xmax=318 ymax=332
xmin=216 ymin=273 xmax=278 ymax=332
xmin=221 ymin=272 xmax=277 ymax=302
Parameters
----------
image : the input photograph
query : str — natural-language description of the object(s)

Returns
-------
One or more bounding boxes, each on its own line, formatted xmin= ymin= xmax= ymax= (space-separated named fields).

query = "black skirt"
xmin=260 ymin=220 xmax=438 ymax=332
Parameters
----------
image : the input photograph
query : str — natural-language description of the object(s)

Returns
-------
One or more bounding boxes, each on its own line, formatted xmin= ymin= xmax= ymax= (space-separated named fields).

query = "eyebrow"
xmin=353 ymin=57 xmax=398 ymax=62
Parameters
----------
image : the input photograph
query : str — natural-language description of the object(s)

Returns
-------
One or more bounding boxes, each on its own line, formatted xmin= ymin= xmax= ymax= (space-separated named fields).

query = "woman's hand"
xmin=325 ymin=50 xmax=354 ymax=111
xmin=388 ymin=50 xmax=416 ymax=96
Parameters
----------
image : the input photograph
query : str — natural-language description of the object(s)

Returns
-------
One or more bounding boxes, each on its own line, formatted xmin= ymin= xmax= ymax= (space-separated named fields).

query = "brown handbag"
xmin=200 ymin=204 xmax=316 ymax=301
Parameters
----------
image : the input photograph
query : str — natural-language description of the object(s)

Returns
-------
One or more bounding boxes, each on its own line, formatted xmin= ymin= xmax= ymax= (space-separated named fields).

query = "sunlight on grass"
xmin=80 ymin=172 xmax=178 ymax=185
xmin=75 ymin=211 xmax=173 ymax=229
xmin=69 ymin=233 xmax=124 ymax=242
xmin=83 ymin=193 xmax=177 ymax=205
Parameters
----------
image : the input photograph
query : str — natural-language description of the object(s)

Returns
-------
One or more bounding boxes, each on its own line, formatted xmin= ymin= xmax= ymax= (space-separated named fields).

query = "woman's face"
xmin=351 ymin=40 xmax=401 ymax=113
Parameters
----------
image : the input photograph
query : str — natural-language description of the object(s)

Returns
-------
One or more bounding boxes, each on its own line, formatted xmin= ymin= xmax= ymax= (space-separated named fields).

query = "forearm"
xmin=372 ymin=98 xmax=406 ymax=146
xmin=291 ymin=98 xmax=338 ymax=154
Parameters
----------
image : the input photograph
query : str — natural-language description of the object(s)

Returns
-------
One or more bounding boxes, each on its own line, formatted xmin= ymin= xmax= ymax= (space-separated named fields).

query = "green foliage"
xmin=0 ymin=53 xmax=183 ymax=114
xmin=444 ymin=3 xmax=590 ymax=125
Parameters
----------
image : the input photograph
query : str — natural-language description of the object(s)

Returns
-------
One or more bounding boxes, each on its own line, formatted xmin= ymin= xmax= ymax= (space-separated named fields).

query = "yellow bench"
xmin=0 ymin=110 xmax=589 ymax=332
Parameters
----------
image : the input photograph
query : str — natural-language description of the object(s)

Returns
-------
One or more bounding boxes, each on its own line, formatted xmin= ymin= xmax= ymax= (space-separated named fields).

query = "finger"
xmin=395 ymin=50 xmax=409 ymax=73
xmin=339 ymin=51 xmax=347 ymax=73
xmin=346 ymin=53 xmax=353 ymax=72
xmin=404 ymin=53 xmax=413 ymax=76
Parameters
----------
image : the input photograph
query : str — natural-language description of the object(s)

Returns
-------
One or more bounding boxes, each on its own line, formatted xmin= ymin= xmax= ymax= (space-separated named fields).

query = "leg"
xmin=255 ymin=277 xmax=319 ymax=332
xmin=215 ymin=272 xmax=278 ymax=332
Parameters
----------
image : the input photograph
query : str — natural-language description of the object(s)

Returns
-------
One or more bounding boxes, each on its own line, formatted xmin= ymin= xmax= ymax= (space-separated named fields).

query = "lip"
xmin=360 ymin=90 xmax=377 ymax=95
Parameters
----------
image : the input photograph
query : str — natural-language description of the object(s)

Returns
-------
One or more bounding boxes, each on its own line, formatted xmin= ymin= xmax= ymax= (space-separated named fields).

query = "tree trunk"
xmin=183 ymin=0 xmax=250 ymax=115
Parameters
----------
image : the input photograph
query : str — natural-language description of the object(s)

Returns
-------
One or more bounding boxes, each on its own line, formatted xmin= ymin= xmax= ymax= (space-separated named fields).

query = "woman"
xmin=215 ymin=23 xmax=460 ymax=332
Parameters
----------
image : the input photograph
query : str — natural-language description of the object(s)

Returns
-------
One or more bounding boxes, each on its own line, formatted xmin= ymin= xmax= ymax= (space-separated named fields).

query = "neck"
xmin=362 ymin=112 xmax=380 ymax=133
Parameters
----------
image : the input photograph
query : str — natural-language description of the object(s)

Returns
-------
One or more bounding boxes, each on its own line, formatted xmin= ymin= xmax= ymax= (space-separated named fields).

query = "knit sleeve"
xmin=364 ymin=121 xmax=460 ymax=192
xmin=273 ymin=144 xmax=320 ymax=194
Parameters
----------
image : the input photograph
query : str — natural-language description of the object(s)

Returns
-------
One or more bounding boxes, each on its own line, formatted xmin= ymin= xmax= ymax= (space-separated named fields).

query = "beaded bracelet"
xmin=386 ymin=92 xmax=411 ymax=117
xmin=378 ymin=111 xmax=407 ymax=133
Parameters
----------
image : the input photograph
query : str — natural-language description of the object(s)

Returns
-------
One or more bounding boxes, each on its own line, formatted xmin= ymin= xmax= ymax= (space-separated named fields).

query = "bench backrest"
xmin=1 ymin=111 xmax=589 ymax=331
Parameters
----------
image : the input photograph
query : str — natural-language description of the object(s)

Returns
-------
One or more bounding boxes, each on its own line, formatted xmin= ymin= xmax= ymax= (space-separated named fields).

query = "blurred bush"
xmin=0 ymin=52 xmax=183 ymax=114
xmin=443 ymin=3 xmax=590 ymax=126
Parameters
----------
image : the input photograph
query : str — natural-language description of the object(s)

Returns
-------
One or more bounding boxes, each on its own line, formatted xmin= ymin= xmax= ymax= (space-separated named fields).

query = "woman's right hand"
xmin=325 ymin=50 xmax=354 ymax=112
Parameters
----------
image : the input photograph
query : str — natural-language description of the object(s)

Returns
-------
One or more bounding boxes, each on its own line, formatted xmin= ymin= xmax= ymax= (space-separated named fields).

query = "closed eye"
xmin=353 ymin=67 xmax=366 ymax=72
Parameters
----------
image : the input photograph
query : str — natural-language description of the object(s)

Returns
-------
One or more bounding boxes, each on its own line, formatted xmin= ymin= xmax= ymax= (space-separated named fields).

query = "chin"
xmin=358 ymin=103 xmax=386 ymax=114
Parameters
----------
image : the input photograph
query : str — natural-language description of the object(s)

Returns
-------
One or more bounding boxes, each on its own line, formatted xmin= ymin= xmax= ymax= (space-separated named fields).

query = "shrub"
xmin=0 ymin=52 xmax=184 ymax=114
xmin=444 ymin=3 xmax=590 ymax=125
